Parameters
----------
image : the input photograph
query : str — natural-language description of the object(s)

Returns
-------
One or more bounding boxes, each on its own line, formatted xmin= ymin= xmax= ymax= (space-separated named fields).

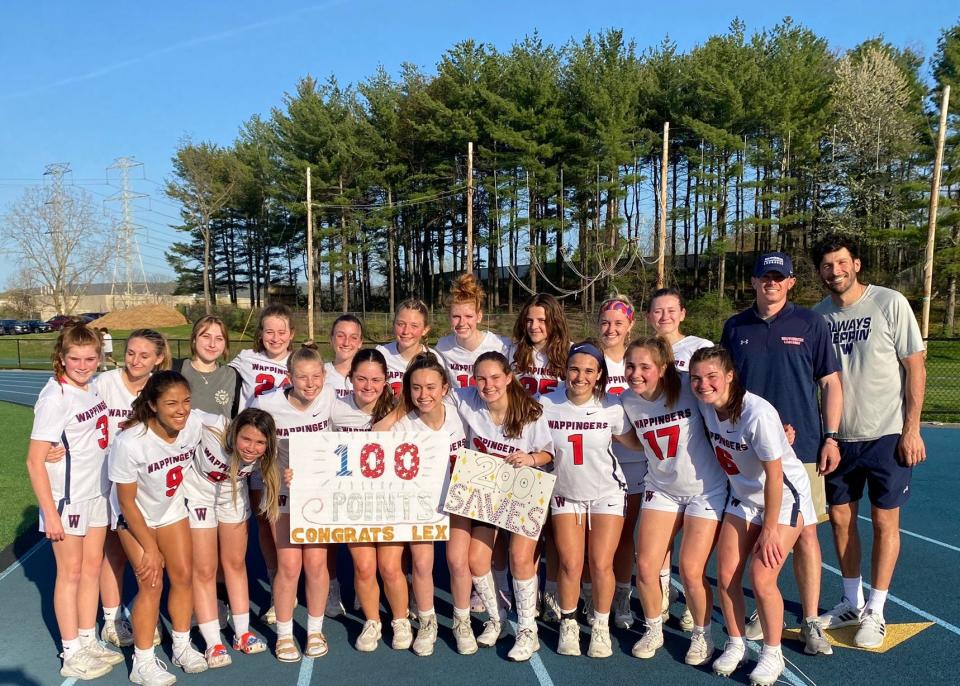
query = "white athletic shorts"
xmin=621 ymin=461 xmax=647 ymax=496
xmin=182 ymin=469 xmax=251 ymax=529
xmin=724 ymin=489 xmax=817 ymax=528
xmin=640 ymin=485 xmax=727 ymax=522
xmin=40 ymin=494 xmax=108 ymax=536
xmin=550 ymin=492 xmax=625 ymax=528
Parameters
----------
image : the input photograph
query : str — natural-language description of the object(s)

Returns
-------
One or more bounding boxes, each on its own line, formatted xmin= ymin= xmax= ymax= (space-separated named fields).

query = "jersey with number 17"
xmin=229 ymin=348 xmax=289 ymax=408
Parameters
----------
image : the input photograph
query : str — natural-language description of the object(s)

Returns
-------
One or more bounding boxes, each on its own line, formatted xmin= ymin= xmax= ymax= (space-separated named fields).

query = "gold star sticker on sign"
xmin=782 ymin=622 xmax=933 ymax=653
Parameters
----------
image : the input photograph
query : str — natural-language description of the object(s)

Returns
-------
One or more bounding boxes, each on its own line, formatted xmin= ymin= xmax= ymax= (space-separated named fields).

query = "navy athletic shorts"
xmin=825 ymin=435 xmax=911 ymax=509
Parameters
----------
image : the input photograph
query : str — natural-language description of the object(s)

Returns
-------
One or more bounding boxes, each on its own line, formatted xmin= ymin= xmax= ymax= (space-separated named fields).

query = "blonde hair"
xmin=127 ymin=328 xmax=172 ymax=371
xmin=287 ymin=340 xmax=324 ymax=376
xmin=224 ymin=409 xmax=281 ymax=523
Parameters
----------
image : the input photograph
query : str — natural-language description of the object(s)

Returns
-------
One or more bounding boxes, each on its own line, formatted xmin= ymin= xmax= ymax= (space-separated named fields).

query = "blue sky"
xmin=1 ymin=0 xmax=957 ymax=287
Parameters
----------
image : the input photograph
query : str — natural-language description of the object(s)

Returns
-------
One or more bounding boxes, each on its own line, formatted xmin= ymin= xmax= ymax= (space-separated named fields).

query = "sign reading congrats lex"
xmin=289 ymin=432 xmax=450 ymax=544
xmin=443 ymin=448 xmax=556 ymax=540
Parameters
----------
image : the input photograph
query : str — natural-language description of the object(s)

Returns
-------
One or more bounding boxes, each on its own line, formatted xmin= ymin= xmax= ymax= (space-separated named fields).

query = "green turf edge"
xmin=0 ymin=401 xmax=38 ymax=552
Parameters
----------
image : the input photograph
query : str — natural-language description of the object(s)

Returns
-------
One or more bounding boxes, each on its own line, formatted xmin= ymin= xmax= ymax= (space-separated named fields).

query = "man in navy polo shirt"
xmin=720 ymin=251 xmax=843 ymax=657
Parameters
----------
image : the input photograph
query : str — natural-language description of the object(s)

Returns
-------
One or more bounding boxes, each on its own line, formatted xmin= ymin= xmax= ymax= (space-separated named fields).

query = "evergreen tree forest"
xmin=164 ymin=18 xmax=960 ymax=331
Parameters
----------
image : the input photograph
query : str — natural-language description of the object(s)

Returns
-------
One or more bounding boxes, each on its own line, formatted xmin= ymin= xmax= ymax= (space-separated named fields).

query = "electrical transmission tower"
xmin=106 ymin=157 xmax=149 ymax=300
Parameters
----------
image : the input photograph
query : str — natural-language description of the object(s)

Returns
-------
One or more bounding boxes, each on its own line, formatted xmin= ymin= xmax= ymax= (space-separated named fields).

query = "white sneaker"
xmin=80 ymin=638 xmax=124 ymax=666
xmin=172 ymin=643 xmax=208 ymax=674
xmin=679 ymin=606 xmax=695 ymax=631
xmin=101 ymin=618 xmax=134 ymax=647
xmin=557 ymin=618 xmax=581 ymax=656
xmin=476 ymin=619 xmax=506 ymax=648
xmin=712 ymin=640 xmax=746 ymax=677
xmin=684 ymin=630 xmax=715 ymax=666
xmin=452 ymin=615 xmax=478 ymax=655
xmin=800 ymin=618 xmax=833 ymax=655
xmin=507 ymin=627 xmax=540 ymax=662
xmin=613 ymin=586 xmax=634 ymax=629
xmin=325 ymin=581 xmax=346 ymax=618
xmin=262 ymin=604 xmax=277 ymax=625
xmin=749 ymin=649 xmax=785 ymax=686
xmin=391 ymin=618 xmax=414 ymax=650
xmin=587 ymin=622 xmax=612 ymax=659
xmin=581 ymin=592 xmax=595 ymax=626
xmin=355 ymin=619 xmax=382 ymax=652
xmin=130 ymin=656 xmax=176 ymax=686
xmin=819 ymin=597 xmax=864 ymax=629
xmin=541 ymin=590 xmax=561 ymax=622
xmin=60 ymin=648 xmax=113 ymax=680
xmin=412 ymin=615 xmax=438 ymax=656
xmin=631 ymin=622 xmax=664 ymax=659
xmin=854 ymin=610 xmax=886 ymax=649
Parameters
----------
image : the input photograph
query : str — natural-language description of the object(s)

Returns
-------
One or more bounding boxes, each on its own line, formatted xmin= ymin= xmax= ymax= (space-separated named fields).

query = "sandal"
xmin=233 ymin=632 xmax=267 ymax=655
xmin=274 ymin=636 xmax=301 ymax=663
xmin=204 ymin=644 xmax=232 ymax=669
xmin=304 ymin=632 xmax=328 ymax=658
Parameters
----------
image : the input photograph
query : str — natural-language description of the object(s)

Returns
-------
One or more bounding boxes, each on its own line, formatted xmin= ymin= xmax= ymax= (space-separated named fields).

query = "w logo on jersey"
xmin=194 ymin=508 xmax=207 ymax=521
xmin=644 ymin=490 xmax=655 ymax=503
xmin=278 ymin=495 xmax=288 ymax=507
xmin=67 ymin=514 xmax=81 ymax=529
xmin=553 ymin=496 xmax=565 ymax=508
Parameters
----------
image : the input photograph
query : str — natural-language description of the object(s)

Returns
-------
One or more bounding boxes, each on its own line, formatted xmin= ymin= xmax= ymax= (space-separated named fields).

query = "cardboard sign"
xmin=289 ymin=431 xmax=450 ymax=543
xmin=443 ymin=447 xmax=556 ymax=540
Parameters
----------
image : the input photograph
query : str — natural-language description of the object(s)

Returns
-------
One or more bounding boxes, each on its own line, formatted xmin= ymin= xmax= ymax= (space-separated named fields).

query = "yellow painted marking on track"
xmin=782 ymin=622 xmax=933 ymax=653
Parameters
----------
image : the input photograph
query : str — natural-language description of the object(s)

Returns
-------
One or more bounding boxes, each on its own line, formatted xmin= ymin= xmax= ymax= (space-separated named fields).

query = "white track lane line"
xmin=297 ymin=656 xmax=314 ymax=685
xmin=507 ymin=620 xmax=555 ymax=686
xmin=0 ymin=538 xmax=47 ymax=583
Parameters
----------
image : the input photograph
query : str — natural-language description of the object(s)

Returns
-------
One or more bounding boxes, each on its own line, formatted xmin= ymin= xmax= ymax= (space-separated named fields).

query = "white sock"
xmin=659 ymin=570 xmax=670 ymax=592
xmin=453 ymin=606 xmax=470 ymax=620
xmin=544 ymin=579 xmax=558 ymax=595
xmin=512 ymin=576 xmax=539 ymax=629
xmin=307 ymin=614 xmax=324 ymax=634
xmin=276 ymin=619 xmax=294 ymax=639
xmin=171 ymin=629 xmax=190 ymax=652
xmin=865 ymin=589 xmax=888 ymax=619
xmin=593 ymin=610 xmax=610 ymax=625
xmin=694 ymin=623 xmax=710 ymax=634
xmin=134 ymin=646 xmax=154 ymax=663
xmin=727 ymin=635 xmax=745 ymax=647
xmin=102 ymin=605 xmax=120 ymax=622
xmin=198 ymin=620 xmax=221 ymax=649
xmin=418 ymin=607 xmax=436 ymax=621
xmin=472 ymin=572 xmax=506 ymax=622
xmin=232 ymin=611 xmax=250 ymax=637
xmin=843 ymin=576 xmax=865 ymax=608
xmin=761 ymin=642 xmax=782 ymax=655
xmin=645 ymin=616 xmax=663 ymax=631
xmin=78 ymin=627 xmax=96 ymax=643
xmin=62 ymin=637 xmax=81 ymax=660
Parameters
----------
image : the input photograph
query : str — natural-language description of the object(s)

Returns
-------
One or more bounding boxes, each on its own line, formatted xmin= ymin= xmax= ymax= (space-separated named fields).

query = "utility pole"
xmin=657 ymin=122 xmax=669 ymax=288
xmin=106 ymin=157 xmax=148 ymax=302
xmin=922 ymin=85 xmax=950 ymax=340
xmin=43 ymin=163 xmax=71 ymax=314
xmin=466 ymin=142 xmax=474 ymax=274
xmin=306 ymin=167 xmax=315 ymax=340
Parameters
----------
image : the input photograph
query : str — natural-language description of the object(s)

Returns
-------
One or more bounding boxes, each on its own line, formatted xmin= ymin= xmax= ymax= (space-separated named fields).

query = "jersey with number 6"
xmin=540 ymin=385 xmax=628 ymax=500
xmin=394 ymin=407 xmax=467 ymax=472
xmin=229 ymin=348 xmax=290 ymax=408
xmin=699 ymin=392 xmax=810 ymax=509
xmin=96 ymin=368 xmax=139 ymax=443
xmin=32 ymin=377 xmax=110 ymax=506
xmin=508 ymin=345 xmax=562 ymax=399
xmin=436 ymin=331 xmax=510 ymax=389
xmin=620 ymin=384 xmax=726 ymax=497
xmin=451 ymin=386 xmax=553 ymax=458
xmin=108 ymin=411 xmax=203 ymax=527
xmin=376 ymin=342 xmax=439 ymax=396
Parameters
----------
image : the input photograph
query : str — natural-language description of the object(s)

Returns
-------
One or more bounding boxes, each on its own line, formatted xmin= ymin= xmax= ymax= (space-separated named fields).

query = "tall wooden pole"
xmin=466 ymin=142 xmax=474 ymax=274
xmin=306 ymin=166 xmax=315 ymax=340
xmin=657 ymin=122 xmax=670 ymax=288
xmin=922 ymin=86 xmax=950 ymax=340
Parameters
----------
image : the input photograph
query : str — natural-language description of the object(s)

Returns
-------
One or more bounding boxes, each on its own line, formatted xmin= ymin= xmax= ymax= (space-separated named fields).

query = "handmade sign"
xmin=289 ymin=431 xmax=450 ymax=543
xmin=443 ymin=447 xmax=556 ymax=540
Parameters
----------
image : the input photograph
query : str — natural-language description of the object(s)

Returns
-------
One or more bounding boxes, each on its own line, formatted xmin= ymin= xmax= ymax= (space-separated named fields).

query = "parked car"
xmin=0 ymin=319 xmax=28 ymax=335
xmin=46 ymin=315 xmax=83 ymax=331
xmin=80 ymin=312 xmax=107 ymax=322
xmin=21 ymin=319 xmax=51 ymax=334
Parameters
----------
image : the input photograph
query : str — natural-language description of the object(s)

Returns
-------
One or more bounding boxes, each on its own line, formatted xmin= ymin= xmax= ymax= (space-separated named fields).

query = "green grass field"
xmin=0 ymin=401 xmax=36 ymax=551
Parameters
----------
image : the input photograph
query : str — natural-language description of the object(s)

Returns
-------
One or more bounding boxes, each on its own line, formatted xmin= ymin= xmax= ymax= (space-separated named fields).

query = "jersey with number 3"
xmin=540 ymin=386 xmax=628 ymax=500
xmin=229 ymin=348 xmax=290 ymax=408
xmin=621 ymin=384 xmax=726 ymax=497
xmin=436 ymin=331 xmax=510 ymax=388
xmin=451 ymin=386 xmax=553 ymax=458
xmin=108 ymin=411 xmax=203 ymax=527
xmin=508 ymin=345 xmax=562 ymax=398
xmin=32 ymin=377 xmax=110 ymax=506
xmin=699 ymin=392 xmax=810 ymax=509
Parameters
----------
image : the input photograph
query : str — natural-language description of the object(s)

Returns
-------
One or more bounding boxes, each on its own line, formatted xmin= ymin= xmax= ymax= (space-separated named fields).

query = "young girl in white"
xmin=451 ymin=351 xmax=553 ymax=663
xmin=621 ymin=337 xmax=728 ymax=666
xmin=251 ymin=343 xmax=334 ymax=662
xmin=689 ymin=346 xmax=816 ymax=686
xmin=646 ymin=288 xmax=713 ymax=370
xmin=325 ymin=314 xmax=363 ymax=398
xmin=509 ymin=293 xmax=568 ymax=399
xmin=182 ymin=408 xmax=279 ymax=667
xmin=27 ymin=324 xmax=120 ymax=680
xmin=542 ymin=342 xmax=641 ymax=659
xmin=376 ymin=299 xmax=435 ymax=396
xmin=109 ymin=371 xmax=208 ymax=685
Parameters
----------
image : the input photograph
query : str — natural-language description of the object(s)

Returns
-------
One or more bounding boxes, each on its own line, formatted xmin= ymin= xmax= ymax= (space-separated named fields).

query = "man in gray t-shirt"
xmin=811 ymin=234 xmax=927 ymax=650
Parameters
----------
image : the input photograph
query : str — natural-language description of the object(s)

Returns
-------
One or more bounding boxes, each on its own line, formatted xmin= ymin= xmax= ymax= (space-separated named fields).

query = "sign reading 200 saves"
xmin=289 ymin=432 xmax=450 ymax=543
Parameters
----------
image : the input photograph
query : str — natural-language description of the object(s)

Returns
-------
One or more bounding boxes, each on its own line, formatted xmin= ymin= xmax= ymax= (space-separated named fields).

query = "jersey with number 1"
xmin=375 ymin=342 xmax=439 ymax=396
xmin=229 ymin=348 xmax=289 ymax=408
xmin=436 ymin=331 xmax=510 ymax=388
xmin=540 ymin=386 xmax=628 ymax=500
xmin=108 ymin=412 xmax=203 ymax=527
xmin=620 ymin=384 xmax=726 ymax=497
xmin=451 ymin=386 xmax=553 ymax=458
xmin=699 ymin=392 xmax=810 ymax=509
xmin=32 ymin=377 xmax=110 ymax=506
xmin=324 ymin=362 xmax=353 ymax=398
xmin=508 ymin=345 xmax=562 ymax=398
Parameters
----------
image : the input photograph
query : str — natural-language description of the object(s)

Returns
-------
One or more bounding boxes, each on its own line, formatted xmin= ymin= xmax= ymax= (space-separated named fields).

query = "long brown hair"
xmin=121 ymin=371 xmax=191 ymax=431
xmin=625 ymin=336 xmax=681 ymax=408
xmin=224 ymin=409 xmax=280 ymax=523
xmin=400 ymin=353 xmax=450 ymax=415
xmin=254 ymin=303 xmax=294 ymax=354
xmin=190 ymin=316 xmax=230 ymax=360
xmin=349 ymin=348 xmax=397 ymax=424
xmin=689 ymin=345 xmax=746 ymax=423
xmin=474 ymin=351 xmax=542 ymax=439
xmin=52 ymin=323 xmax=102 ymax=381
xmin=127 ymin=328 xmax=172 ymax=371
xmin=512 ymin=293 xmax=568 ymax=379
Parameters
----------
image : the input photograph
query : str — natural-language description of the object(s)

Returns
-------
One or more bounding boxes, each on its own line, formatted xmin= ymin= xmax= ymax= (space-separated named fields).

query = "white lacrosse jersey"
xmin=540 ymin=386 xmax=628 ymax=500
xmin=436 ymin=331 xmax=510 ymax=388
xmin=394 ymin=407 xmax=468 ymax=472
xmin=375 ymin=342 xmax=439 ymax=395
xmin=699 ymin=392 xmax=811 ymax=509
xmin=108 ymin=411 xmax=203 ymax=527
xmin=508 ymin=345 xmax=562 ymax=398
xmin=96 ymin=369 xmax=138 ymax=443
xmin=32 ymin=377 xmax=110 ymax=505
xmin=672 ymin=336 xmax=713 ymax=372
xmin=620 ymin=384 xmax=726 ymax=497
xmin=604 ymin=354 xmax=644 ymax=467
xmin=331 ymin=393 xmax=374 ymax=432
xmin=324 ymin=362 xmax=353 ymax=398
xmin=191 ymin=411 xmax=257 ymax=484
xmin=229 ymin=348 xmax=289 ymax=407
xmin=451 ymin=386 xmax=553 ymax=458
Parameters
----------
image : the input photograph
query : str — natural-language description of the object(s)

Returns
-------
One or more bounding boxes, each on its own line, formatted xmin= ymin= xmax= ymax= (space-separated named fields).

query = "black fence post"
xmin=16 ymin=340 xmax=21 ymax=368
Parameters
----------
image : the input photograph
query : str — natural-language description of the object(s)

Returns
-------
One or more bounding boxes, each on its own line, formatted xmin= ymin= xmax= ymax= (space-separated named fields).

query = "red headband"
xmin=601 ymin=300 xmax=634 ymax=322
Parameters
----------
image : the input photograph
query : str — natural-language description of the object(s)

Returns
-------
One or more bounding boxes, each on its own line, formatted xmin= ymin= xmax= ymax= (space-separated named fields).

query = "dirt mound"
xmin=90 ymin=304 xmax=188 ymax=330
